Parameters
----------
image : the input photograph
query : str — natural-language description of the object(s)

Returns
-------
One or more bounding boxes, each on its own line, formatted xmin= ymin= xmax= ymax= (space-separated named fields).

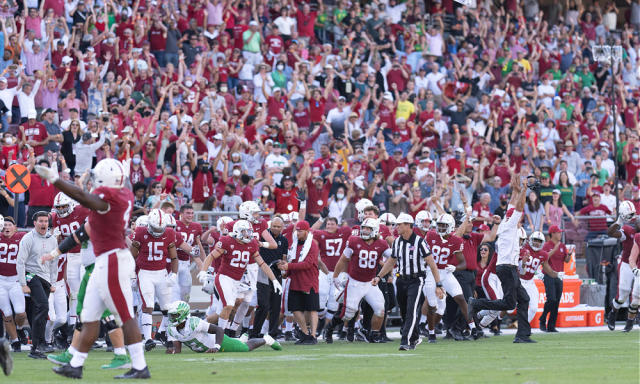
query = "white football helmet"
xmin=147 ymin=209 xmax=166 ymax=237
xmin=290 ymin=211 xmax=299 ymax=222
xmin=518 ymin=227 xmax=528 ymax=245
xmin=53 ymin=192 xmax=77 ymax=218
xmin=619 ymin=200 xmax=636 ymax=222
xmin=232 ymin=220 xmax=253 ymax=243
xmin=239 ymin=201 xmax=261 ymax=224
xmin=435 ymin=214 xmax=455 ymax=237
xmin=164 ymin=212 xmax=176 ymax=228
xmin=217 ymin=216 xmax=233 ymax=235
xmin=360 ymin=218 xmax=380 ymax=240
xmin=379 ymin=212 xmax=396 ymax=227
xmin=91 ymin=158 xmax=126 ymax=189
xmin=529 ymin=231 xmax=545 ymax=251
xmin=134 ymin=215 xmax=148 ymax=229
xmin=355 ymin=198 xmax=374 ymax=222
xmin=280 ymin=213 xmax=290 ymax=224
xmin=202 ymin=274 xmax=216 ymax=295
xmin=415 ymin=210 xmax=433 ymax=232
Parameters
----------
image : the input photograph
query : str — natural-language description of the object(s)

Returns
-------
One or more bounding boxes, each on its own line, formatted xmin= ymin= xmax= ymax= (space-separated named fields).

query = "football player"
xmin=622 ymin=232 xmax=640 ymax=332
xmin=36 ymin=158 xmax=149 ymax=379
xmin=130 ymin=209 xmax=179 ymax=352
xmin=0 ymin=217 xmax=28 ymax=352
xmin=423 ymin=214 xmax=478 ymax=342
xmin=606 ymin=201 xmax=638 ymax=330
xmin=174 ymin=205 xmax=205 ymax=302
xmin=333 ymin=218 xmax=390 ymax=343
xmin=165 ymin=301 xmax=281 ymax=354
xmin=198 ymin=221 xmax=282 ymax=333
xmin=201 ymin=216 xmax=233 ymax=325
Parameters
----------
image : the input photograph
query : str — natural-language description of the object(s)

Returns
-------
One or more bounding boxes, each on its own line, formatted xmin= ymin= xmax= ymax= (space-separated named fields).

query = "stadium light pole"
xmin=593 ymin=45 xmax=623 ymax=214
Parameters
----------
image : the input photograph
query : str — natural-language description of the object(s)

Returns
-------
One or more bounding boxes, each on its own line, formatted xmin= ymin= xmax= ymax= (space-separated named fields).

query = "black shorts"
xmin=288 ymin=288 xmax=320 ymax=312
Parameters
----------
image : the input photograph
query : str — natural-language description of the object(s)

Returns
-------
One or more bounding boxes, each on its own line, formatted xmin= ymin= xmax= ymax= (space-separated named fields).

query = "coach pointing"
xmin=374 ymin=213 xmax=444 ymax=351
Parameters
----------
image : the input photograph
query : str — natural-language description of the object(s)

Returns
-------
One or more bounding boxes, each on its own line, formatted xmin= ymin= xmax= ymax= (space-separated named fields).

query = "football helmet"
xmin=147 ymin=209 xmax=166 ymax=237
xmin=360 ymin=218 xmax=380 ymax=240
xmin=91 ymin=158 xmax=126 ymax=189
xmin=53 ymin=192 xmax=77 ymax=218
xmin=379 ymin=212 xmax=396 ymax=227
xmin=529 ymin=231 xmax=545 ymax=251
xmin=415 ymin=210 xmax=433 ymax=232
xmin=164 ymin=212 xmax=176 ymax=228
xmin=216 ymin=216 xmax=233 ymax=235
xmin=239 ymin=201 xmax=261 ymax=224
xmin=232 ymin=220 xmax=253 ymax=243
xmin=290 ymin=211 xmax=299 ymax=222
xmin=134 ymin=215 xmax=148 ymax=229
xmin=355 ymin=198 xmax=374 ymax=222
xmin=620 ymin=200 xmax=636 ymax=222
xmin=435 ymin=214 xmax=455 ymax=237
xmin=168 ymin=301 xmax=190 ymax=325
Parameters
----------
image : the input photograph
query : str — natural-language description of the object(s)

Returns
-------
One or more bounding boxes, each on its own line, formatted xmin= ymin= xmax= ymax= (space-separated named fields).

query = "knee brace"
xmin=100 ymin=315 xmax=118 ymax=332
xmin=343 ymin=306 xmax=357 ymax=321
xmin=75 ymin=321 xmax=83 ymax=331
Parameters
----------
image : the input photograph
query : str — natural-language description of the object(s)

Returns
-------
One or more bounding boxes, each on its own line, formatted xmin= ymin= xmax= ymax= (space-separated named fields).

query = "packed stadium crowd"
xmin=0 ymin=0 xmax=638 ymax=379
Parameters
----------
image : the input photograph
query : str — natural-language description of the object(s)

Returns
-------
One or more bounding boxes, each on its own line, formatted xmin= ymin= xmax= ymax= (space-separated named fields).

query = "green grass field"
xmin=7 ymin=331 xmax=639 ymax=384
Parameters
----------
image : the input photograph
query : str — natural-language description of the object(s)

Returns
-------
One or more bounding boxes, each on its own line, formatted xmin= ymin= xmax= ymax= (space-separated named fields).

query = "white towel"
xmin=287 ymin=231 xmax=314 ymax=263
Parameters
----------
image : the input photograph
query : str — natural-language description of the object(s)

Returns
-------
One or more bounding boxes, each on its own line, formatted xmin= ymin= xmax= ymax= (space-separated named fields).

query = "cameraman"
xmin=250 ymin=216 xmax=288 ymax=338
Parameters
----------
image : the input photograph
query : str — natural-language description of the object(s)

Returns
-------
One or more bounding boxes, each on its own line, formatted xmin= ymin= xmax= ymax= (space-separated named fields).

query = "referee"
xmin=374 ymin=213 xmax=444 ymax=351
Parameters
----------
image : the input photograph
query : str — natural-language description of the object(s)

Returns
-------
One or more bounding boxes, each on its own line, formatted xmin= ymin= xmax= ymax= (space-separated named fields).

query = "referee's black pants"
xmin=250 ymin=281 xmax=282 ymax=338
xmin=540 ymin=275 xmax=563 ymax=330
xmin=396 ymin=276 xmax=424 ymax=346
xmin=27 ymin=276 xmax=51 ymax=350
xmin=472 ymin=265 xmax=530 ymax=339
xmin=444 ymin=270 xmax=476 ymax=331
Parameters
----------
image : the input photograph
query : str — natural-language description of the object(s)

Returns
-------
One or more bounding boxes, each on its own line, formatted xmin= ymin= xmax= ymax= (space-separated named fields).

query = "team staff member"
xmin=469 ymin=171 xmax=534 ymax=343
xmin=251 ymin=216 xmax=289 ymax=339
xmin=539 ymin=225 xmax=569 ymax=332
xmin=374 ymin=213 xmax=443 ymax=351
xmin=16 ymin=212 xmax=59 ymax=359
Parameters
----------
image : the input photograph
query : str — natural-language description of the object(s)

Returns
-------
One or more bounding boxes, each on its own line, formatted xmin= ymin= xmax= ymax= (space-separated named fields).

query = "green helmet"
xmin=168 ymin=301 xmax=190 ymax=325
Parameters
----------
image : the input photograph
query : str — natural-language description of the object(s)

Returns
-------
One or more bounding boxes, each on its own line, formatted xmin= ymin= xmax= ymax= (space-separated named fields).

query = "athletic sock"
xmin=229 ymin=322 xmax=240 ymax=331
xmin=263 ymin=334 xmax=275 ymax=346
xmin=218 ymin=318 xmax=229 ymax=330
xmin=429 ymin=329 xmax=435 ymax=335
xmin=242 ymin=315 xmax=250 ymax=328
xmin=420 ymin=314 xmax=427 ymax=324
xmin=158 ymin=317 xmax=168 ymax=333
xmin=612 ymin=300 xmax=623 ymax=310
xmin=68 ymin=346 xmax=78 ymax=356
xmin=284 ymin=321 xmax=293 ymax=332
xmin=261 ymin=320 xmax=269 ymax=335
xmin=10 ymin=338 xmax=18 ymax=343
xmin=468 ymin=322 xmax=476 ymax=329
xmin=114 ymin=347 xmax=126 ymax=355
xmin=70 ymin=351 xmax=88 ymax=368
xmin=140 ymin=313 xmax=152 ymax=341
xmin=126 ymin=342 xmax=147 ymax=370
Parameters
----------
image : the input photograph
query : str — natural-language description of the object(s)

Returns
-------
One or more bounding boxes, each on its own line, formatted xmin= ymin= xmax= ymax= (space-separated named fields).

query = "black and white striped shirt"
xmin=391 ymin=233 xmax=431 ymax=277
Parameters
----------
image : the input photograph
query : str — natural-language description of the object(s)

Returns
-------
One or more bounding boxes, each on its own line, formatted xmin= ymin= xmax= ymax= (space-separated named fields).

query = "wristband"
xmin=436 ymin=282 xmax=443 ymax=288
xmin=260 ymin=241 xmax=269 ymax=248
xmin=50 ymin=249 xmax=61 ymax=259
xmin=300 ymin=201 xmax=307 ymax=210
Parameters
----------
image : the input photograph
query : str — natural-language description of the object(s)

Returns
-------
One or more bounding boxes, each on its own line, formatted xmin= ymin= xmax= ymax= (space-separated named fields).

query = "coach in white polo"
xmin=469 ymin=172 xmax=534 ymax=343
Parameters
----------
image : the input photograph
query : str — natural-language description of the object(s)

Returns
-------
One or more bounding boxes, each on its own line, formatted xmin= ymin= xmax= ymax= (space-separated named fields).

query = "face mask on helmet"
xmin=148 ymin=223 xmax=165 ymax=237
xmin=238 ymin=228 xmax=253 ymax=243
xmin=55 ymin=204 xmax=71 ymax=217
xmin=421 ymin=219 xmax=431 ymax=231
xmin=361 ymin=226 xmax=373 ymax=240
xmin=530 ymin=238 xmax=544 ymax=251
xmin=436 ymin=222 xmax=449 ymax=236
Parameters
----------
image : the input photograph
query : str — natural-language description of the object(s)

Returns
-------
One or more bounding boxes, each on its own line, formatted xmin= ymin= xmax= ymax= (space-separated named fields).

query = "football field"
xmin=7 ymin=330 xmax=639 ymax=384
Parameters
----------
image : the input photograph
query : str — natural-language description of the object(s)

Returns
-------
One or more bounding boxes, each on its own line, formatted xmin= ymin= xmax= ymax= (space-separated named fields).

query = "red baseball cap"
xmin=549 ymin=225 xmax=564 ymax=234
xmin=295 ymin=220 xmax=310 ymax=231
xmin=478 ymin=224 xmax=490 ymax=232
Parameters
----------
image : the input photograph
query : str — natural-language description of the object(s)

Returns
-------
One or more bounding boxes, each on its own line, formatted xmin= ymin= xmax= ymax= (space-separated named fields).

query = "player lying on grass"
xmin=165 ymin=301 xmax=282 ymax=354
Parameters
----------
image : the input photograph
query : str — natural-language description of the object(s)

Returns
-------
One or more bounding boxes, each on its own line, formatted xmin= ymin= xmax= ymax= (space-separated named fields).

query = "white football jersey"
xmin=167 ymin=316 xmax=217 ymax=352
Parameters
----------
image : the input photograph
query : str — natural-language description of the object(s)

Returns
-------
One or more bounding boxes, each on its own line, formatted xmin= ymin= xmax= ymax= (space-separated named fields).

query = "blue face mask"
xmin=599 ymin=106 xmax=605 ymax=112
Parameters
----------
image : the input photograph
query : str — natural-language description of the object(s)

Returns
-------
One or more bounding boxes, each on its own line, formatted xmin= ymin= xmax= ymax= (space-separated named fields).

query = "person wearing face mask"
xmin=258 ymin=186 xmax=276 ymax=217
xmin=271 ymin=61 xmax=288 ymax=90
xmin=177 ymin=166 xmax=193 ymax=201
xmin=327 ymin=186 xmax=349 ymax=225
xmin=220 ymin=183 xmax=243 ymax=212
xmin=129 ymin=155 xmax=150 ymax=186
xmin=388 ymin=183 xmax=410 ymax=217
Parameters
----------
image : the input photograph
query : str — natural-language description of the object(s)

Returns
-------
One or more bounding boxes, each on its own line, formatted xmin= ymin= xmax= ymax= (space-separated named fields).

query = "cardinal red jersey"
xmin=425 ymin=230 xmax=464 ymax=269
xmin=0 ymin=232 xmax=25 ymax=276
xmin=175 ymin=220 xmax=203 ymax=261
xmin=88 ymin=186 xmax=133 ymax=257
xmin=631 ymin=233 xmax=640 ymax=268
xmin=351 ymin=224 xmax=392 ymax=239
xmin=344 ymin=236 xmax=390 ymax=282
xmin=519 ymin=244 xmax=549 ymax=280
xmin=621 ymin=224 xmax=636 ymax=263
xmin=413 ymin=227 xmax=428 ymax=237
xmin=165 ymin=228 xmax=184 ymax=272
xmin=134 ymin=226 xmax=176 ymax=271
xmin=215 ymin=236 xmax=260 ymax=280
xmin=314 ymin=226 xmax=351 ymax=272
xmin=208 ymin=231 xmax=222 ymax=271
xmin=542 ymin=240 xmax=567 ymax=272
xmin=225 ymin=218 xmax=268 ymax=264
xmin=54 ymin=206 xmax=90 ymax=254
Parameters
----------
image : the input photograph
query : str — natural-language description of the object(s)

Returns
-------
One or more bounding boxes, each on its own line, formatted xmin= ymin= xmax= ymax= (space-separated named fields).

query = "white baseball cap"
xmin=395 ymin=213 xmax=414 ymax=225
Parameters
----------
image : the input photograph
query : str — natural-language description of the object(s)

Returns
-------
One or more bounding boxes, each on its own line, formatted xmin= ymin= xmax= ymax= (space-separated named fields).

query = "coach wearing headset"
xmin=16 ymin=211 xmax=58 ymax=359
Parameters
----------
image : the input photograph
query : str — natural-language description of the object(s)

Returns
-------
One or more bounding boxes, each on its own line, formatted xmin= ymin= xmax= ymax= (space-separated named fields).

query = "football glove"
xmin=271 ymin=279 xmax=282 ymax=295
xmin=445 ymin=264 xmax=456 ymax=273
xmin=168 ymin=272 xmax=178 ymax=285
xmin=34 ymin=164 xmax=59 ymax=184
xmin=197 ymin=270 xmax=208 ymax=284
xmin=202 ymin=275 xmax=216 ymax=295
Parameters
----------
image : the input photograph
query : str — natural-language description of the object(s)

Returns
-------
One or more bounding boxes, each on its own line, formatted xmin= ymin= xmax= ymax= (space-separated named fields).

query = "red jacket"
xmin=288 ymin=239 xmax=319 ymax=293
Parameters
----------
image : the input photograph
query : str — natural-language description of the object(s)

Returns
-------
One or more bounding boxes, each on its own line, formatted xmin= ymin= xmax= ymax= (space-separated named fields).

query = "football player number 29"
xmin=358 ymin=250 xmax=378 ymax=269
xmin=430 ymin=245 xmax=450 ymax=265
xmin=147 ymin=242 xmax=164 ymax=261
xmin=230 ymin=250 xmax=250 ymax=268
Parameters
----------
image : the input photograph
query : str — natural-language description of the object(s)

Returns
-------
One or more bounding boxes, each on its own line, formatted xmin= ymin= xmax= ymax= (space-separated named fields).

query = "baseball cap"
xmin=0 ymin=77 xmax=7 ymax=84
xmin=249 ymin=20 xmax=259 ymax=26
xmin=565 ymin=140 xmax=573 ymax=146
xmin=549 ymin=225 xmax=563 ymax=233
xmin=295 ymin=220 xmax=310 ymax=231
xmin=478 ymin=224 xmax=490 ymax=232
xmin=213 ymin=133 xmax=223 ymax=140
xmin=552 ymin=189 xmax=561 ymax=194
xmin=395 ymin=213 xmax=414 ymax=225
xmin=541 ymin=172 xmax=550 ymax=178
xmin=27 ymin=109 xmax=37 ymax=119
xmin=62 ymin=56 xmax=73 ymax=64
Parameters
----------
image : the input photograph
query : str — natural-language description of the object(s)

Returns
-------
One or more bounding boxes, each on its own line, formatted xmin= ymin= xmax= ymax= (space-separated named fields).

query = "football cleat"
xmin=547 ymin=328 xmax=559 ymax=333
xmin=418 ymin=323 xmax=428 ymax=336
xmin=0 ymin=339 xmax=12 ymax=376
xmin=101 ymin=354 xmax=132 ymax=370
xmin=449 ymin=328 xmax=465 ymax=341
xmin=355 ymin=328 xmax=369 ymax=342
xmin=435 ymin=322 xmax=444 ymax=335
xmin=323 ymin=328 xmax=333 ymax=344
xmin=114 ymin=367 xmax=151 ymax=379
xmin=39 ymin=343 xmax=55 ymax=354
xmin=338 ymin=328 xmax=347 ymax=341
xmin=17 ymin=327 xmax=30 ymax=345
xmin=10 ymin=342 xmax=20 ymax=353
xmin=154 ymin=331 xmax=167 ymax=344
xmin=28 ymin=349 xmax=47 ymax=359
xmin=398 ymin=344 xmax=414 ymax=351
xmin=513 ymin=337 xmax=537 ymax=343
xmin=470 ymin=327 xmax=480 ymax=340
xmin=53 ymin=364 xmax=82 ymax=379
xmin=607 ymin=310 xmax=617 ymax=331
xmin=622 ymin=319 xmax=634 ymax=333
xmin=144 ymin=339 xmax=156 ymax=352
xmin=48 ymin=350 xmax=72 ymax=365
xmin=301 ymin=335 xmax=317 ymax=345
xmin=346 ymin=327 xmax=355 ymax=342
xmin=284 ymin=331 xmax=296 ymax=342
xmin=428 ymin=334 xmax=437 ymax=343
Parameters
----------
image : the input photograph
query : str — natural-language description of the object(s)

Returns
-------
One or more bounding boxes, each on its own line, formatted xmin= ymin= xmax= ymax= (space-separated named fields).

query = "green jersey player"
xmin=166 ymin=301 xmax=282 ymax=354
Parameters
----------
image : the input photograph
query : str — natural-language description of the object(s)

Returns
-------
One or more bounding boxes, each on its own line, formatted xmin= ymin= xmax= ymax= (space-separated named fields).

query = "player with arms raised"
xmin=333 ymin=218 xmax=391 ymax=343
xmin=35 ymin=158 xmax=149 ymax=379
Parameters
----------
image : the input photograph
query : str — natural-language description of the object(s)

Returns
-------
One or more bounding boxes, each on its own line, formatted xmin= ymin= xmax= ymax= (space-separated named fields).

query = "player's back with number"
xmin=217 ymin=236 xmax=260 ymax=280
xmin=134 ymin=227 xmax=176 ymax=271
xmin=346 ymin=236 xmax=389 ymax=282
xmin=425 ymin=230 xmax=463 ymax=269
xmin=0 ymin=232 xmax=25 ymax=276
xmin=88 ymin=186 xmax=134 ymax=256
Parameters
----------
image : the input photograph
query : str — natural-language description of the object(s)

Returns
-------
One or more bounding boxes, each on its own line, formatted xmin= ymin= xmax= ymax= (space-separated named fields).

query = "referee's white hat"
xmin=395 ymin=213 xmax=414 ymax=225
